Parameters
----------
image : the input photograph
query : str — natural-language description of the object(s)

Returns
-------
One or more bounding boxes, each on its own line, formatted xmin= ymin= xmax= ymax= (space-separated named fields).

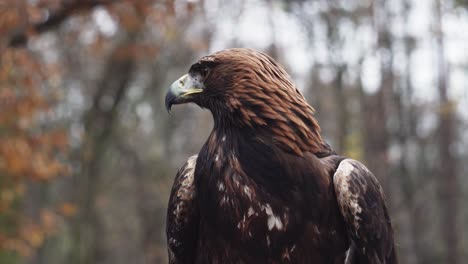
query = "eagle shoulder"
xmin=333 ymin=159 xmax=397 ymax=264
xmin=166 ymin=155 xmax=199 ymax=264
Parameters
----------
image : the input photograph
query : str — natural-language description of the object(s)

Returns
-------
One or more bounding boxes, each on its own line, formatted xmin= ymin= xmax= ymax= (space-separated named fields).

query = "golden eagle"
xmin=165 ymin=48 xmax=397 ymax=264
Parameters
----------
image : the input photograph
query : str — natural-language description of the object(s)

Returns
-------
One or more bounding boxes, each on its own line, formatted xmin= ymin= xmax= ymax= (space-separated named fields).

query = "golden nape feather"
xmin=203 ymin=49 xmax=329 ymax=156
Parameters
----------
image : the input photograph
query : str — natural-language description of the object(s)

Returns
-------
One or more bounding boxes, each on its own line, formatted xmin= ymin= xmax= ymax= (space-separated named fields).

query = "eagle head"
xmin=165 ymin=48 xmax=332 ymax=156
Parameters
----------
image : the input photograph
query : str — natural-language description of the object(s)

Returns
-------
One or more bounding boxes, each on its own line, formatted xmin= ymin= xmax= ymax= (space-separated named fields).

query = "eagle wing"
xmin=166 ymin=155 xmax=199 ymax=264
xmin=333 ymin=159 xmax=397 ymax=264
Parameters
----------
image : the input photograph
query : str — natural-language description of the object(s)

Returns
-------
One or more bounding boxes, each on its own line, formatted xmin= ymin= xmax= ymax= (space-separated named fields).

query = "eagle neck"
xmin=210 ymin=121 xmax=240 ymax=150
xmin=209 ymin=105 xmax=334 ymax=158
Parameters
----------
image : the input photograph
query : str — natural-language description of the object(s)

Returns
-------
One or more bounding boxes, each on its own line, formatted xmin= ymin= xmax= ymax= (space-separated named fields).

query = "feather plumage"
xmin=165 ymin=48 xmax=397 ymax=263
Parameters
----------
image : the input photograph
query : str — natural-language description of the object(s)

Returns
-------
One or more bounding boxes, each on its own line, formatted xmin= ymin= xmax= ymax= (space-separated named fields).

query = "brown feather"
xmin=167 ymin=49 xmax=396 ymax=264
xmin=200 ymin=48 xmax=330 ymax=156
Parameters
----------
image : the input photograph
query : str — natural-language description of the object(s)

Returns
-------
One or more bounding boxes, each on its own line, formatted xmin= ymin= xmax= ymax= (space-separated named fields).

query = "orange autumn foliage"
xmin=0 ymin=48 xmax=71 ymax=257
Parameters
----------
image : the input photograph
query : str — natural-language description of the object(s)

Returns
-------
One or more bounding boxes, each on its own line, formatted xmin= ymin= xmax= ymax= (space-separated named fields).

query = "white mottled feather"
xmin=333 ymin=159 xmax=363 ymax=232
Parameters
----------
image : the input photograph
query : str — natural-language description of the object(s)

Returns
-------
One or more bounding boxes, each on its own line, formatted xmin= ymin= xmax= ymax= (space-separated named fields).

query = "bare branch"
xmin=9 ymin=0 xmax=111 ymax=47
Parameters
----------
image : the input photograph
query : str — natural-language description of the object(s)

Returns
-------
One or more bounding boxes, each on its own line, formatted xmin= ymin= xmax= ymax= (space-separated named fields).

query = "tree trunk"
xmin=71 ymin=34 xmax=138 ymax=264
xmin=434 ymin=0 xmax=459 ymax=262
xmin=395 ymin=1 xmax=426 ymax=262
xmin=364 ymin=0 xmax=393 ymax=197
xmin=333 ymin=65 xmax=348 ymax=154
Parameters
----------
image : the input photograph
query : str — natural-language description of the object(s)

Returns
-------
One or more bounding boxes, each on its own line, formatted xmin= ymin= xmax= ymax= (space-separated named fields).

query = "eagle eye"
xmin=189 ymin=61 xmax=213 ymax=79
xmin=199 ymin=67 xmax=209 ymax=78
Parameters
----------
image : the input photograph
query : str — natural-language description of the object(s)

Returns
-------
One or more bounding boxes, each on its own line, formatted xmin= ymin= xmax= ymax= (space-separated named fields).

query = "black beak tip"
xmin=165 ymin=91 xmax=176 ymax=113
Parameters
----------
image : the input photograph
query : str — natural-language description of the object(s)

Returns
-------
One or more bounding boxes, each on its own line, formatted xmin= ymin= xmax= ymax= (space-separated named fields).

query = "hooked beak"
xmin=165 ymin=74 xmax=204 ymax=112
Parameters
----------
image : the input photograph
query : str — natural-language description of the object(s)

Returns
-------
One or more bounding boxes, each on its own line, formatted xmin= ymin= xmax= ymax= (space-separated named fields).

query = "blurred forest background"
xmin=0 ymin=0 xmax=467 ymax=263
